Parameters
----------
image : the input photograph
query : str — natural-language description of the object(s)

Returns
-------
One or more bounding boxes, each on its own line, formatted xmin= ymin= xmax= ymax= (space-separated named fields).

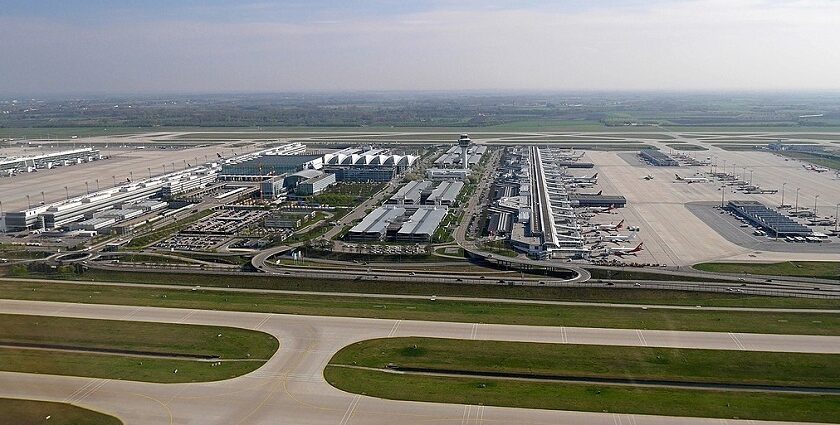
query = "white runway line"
xmin=254 ymin=314 xmax=272 ymax=330
xmin=338 ymin=394 xmax=361 ymax=425
xmin=177 ymin=310 xmax=195 ymax=324
xmin=388 ymin=320 xmax=401 ymax=337
xmin=637 ymin=330 xmax=649 ymax=347
xmin=729 ymin=333 xmax=747 ymax=350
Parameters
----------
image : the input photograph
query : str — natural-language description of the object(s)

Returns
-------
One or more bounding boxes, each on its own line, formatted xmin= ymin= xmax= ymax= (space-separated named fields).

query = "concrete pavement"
xmin=1 ymin=299 xmax=839 ymax=425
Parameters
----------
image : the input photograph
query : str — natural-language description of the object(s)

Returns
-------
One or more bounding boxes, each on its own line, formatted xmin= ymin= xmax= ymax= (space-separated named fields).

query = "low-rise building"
xmin=296 ymin=173 xmax=336 ymax=195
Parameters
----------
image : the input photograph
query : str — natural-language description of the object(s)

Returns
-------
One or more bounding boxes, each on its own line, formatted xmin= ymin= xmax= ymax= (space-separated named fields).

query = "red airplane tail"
xmin=630 ymin=242 xmax=644 ymax=252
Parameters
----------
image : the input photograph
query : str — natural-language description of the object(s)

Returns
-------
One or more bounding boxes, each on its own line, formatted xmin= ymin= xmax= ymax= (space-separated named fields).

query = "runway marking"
xmin=470 ymin=323 xmax=479 ymax=340
xmin=66 ymin=378 xmax=109 ymax=403
xmin=560 ymin=326 xmax=568 ymax=344
xmin=461 ymin=405 xmax=472 ymax=425
xmin=612 ymin=413 xmax=621 ymax=425
xmin=64 ymin=378 xmax=99 ymax=403
xmin=729 ymin=332 xmax=747 ymax=350
xmin=177 ymin=310 xmax=195 ymax=323
xmin=254 ymin=313 xmax=272 ymax=330
xmin=636 ymin=330 xmax=648 ymax=347
xmin=133 ymin=393 xmax=173 ymax=425
xmin=338 ymin=394 xmax=361 ymax=425
xmin=388 ymin=320 xmax=402 ymax=337
xmin=629 ymin=414 xmax=638 ymax=425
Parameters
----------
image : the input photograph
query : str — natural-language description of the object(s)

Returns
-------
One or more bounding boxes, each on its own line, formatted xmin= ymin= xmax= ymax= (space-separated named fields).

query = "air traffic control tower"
xmin=458 ymin=134 xmax=471 ymax=171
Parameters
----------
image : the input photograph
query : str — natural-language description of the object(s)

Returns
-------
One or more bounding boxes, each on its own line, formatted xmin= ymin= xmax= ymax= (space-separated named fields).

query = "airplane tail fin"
xmin=631 ymin=242 xmax=644 ymax=252
xmin=596 ymin=190 xmax=602 ymax=196
xmin=617 ymin=219 xmax=625 ymax=229
xmin=592 ymin=173 xmax=598 ymax=180
xmin=675 ymin=173 xmax=682 ymax=180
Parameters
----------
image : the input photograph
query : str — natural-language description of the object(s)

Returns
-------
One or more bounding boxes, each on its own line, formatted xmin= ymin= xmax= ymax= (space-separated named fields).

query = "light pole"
xmin=781 ymin=182 xmax=787 ymax=207
xmin=112 ymin=175 xmax=116 ymax=187
xmin=64 ymin=186 xmax=69 ymax=200
xmin=95 ymin=179 xmax=100 ymax=191
xmin=85 ymin=181 xmax=89 ymax=195
xmin=26 ymin=194 xmax=31 ymax=210
xmin=749 ymin=170 xmax=754 ymax=186
xmin=148 ymin=167 xmax=152 ymax=179
xmin=41 ymin=191 xmax=45 ymax=204
xmin=130 ymin=171 xmax=134 ymax=182
xmin=835 ymin=203 xmax=839 ymax=233
xmin=794 ymin=188 xmax=800 ymax=212
xmin=814 ymin=195 xmax=820 ymax=216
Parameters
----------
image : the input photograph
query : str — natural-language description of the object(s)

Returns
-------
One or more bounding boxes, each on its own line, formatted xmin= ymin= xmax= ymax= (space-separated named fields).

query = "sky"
xmin=1 ymin=0 xmax=839 ymax=94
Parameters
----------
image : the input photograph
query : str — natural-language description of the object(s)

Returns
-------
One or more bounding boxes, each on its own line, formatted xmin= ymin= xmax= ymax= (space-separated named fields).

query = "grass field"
xmin=0 ymin=281 xmax=837 ymax=335
xmin=0 ymin=398 xmax=122 ymax=425
xmin=665 ymin=143 xmax=708 ymax=151
xmin=330 ymin=337 xmax=840 ymax=388
xmin=694 ymin=261 xmax=840 ymax=280
xmin=0 ymin=313 xmax=278 ymax=383
xmin=776 ymin=151 xmax=840 ymax=171
xmin=324 ymin=367 xmax=840 ymax=423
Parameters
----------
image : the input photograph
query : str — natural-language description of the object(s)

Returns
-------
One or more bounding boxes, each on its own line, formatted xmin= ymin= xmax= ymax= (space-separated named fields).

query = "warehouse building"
xmin=639 ymin=149 xmax=679 ymax=166
xmin=425 ymin=168 xmax=470 ymax=181
xmin=727 ymin=200 xmax=812 ymax=237
xmin=347 ymin=206 xmax=406 ymax=240
xmin=296 ymin=173 xmax=336 ymax=195
xmin=65 ymin=217 xmax=116 ymax=232
xmin=387 ymin=181 xmax=432 ymax=205
xmin=396 ymin=207 xmax=448 ymax=242
xmin=425 ymin=181 xmax=464 ymax=206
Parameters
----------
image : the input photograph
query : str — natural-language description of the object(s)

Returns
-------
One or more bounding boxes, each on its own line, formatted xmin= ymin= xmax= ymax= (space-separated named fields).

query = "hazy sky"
xmin=2 ymin=0 xmax=839 ymax=94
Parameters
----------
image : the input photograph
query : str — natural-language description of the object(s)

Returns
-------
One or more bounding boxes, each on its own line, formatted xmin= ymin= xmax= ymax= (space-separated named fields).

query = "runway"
xmin=1 ymin=299 xmax=838 ymax=425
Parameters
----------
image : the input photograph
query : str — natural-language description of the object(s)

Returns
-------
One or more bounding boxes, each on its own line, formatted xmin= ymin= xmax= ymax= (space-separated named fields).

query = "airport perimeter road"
xmin=1 ymin=299 xmax=839 ymax=425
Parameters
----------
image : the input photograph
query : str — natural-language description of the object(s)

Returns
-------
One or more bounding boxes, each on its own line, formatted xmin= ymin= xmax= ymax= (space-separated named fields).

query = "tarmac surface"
xmin=584 ymin=143 xmax=840 ymax=266
xmin=0 ymin=141 xmax=246 ymax=212
xmin=1 ymin=299 xmax=838 ymax=425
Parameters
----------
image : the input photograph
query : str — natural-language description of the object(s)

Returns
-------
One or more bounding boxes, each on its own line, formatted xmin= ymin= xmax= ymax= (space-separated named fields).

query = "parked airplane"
xmin=584 ymin=205 xmax=614 ymax=214
xmin=803 ymin=164 xmax=829 ymax=173
xmin=608 ymin=242 xmax=644 ymax=256
xmin=587 ymin=220 xmax=625 ymax=232
xmin=674 ymin=173 xmax=709 ymax=183
xmin=599 ymin=233 xmax=637 ymax=244
xmin=566 ymin=173 xmax=598 ymax=183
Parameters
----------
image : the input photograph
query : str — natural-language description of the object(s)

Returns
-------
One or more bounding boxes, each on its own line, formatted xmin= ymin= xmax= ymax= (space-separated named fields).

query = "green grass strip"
xmin=0 ymin=398 xmax=122 ymax=425
xmin=330 ymin=337 xmax=840 ymax=388
xmin=0 ymin=313 xmax=278 ymax=383
xmin=694 ymin=261 xmax=840 ymax=280
xmin=324 ymin=367 xmax=840 ymax=423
